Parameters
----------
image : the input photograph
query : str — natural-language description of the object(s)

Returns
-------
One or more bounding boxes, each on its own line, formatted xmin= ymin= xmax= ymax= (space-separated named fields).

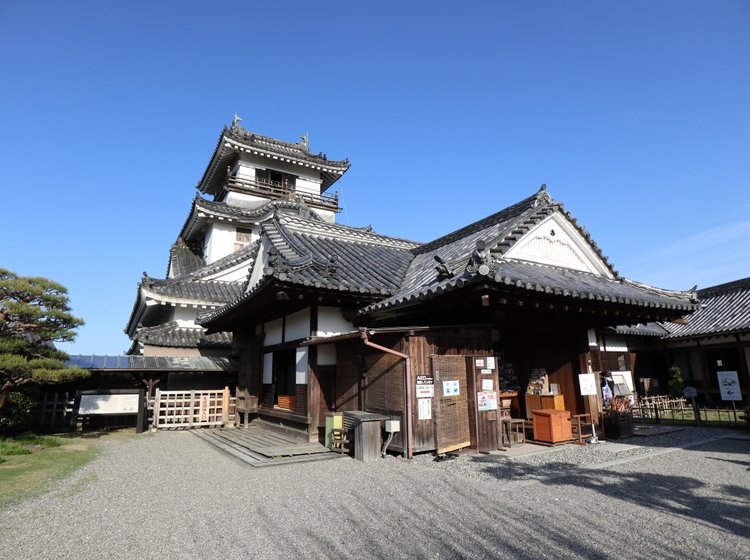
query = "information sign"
xmin=717 ymin=371 xmax=741 ymax=401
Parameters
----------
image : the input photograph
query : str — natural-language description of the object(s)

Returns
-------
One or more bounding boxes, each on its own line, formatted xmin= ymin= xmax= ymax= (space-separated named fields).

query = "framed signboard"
xmin=717 ymin=371 xmax=741 ymax=401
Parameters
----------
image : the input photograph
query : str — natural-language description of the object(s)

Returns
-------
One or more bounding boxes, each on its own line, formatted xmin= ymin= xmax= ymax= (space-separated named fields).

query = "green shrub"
xmin=667 ymin=365 xmax=684 ymax=397
xmin=0 ymin=392 xmax=37 ymax=434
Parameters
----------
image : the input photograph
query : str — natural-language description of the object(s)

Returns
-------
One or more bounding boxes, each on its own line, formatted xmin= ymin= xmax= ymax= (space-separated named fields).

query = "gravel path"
xmin=1 ymin=427 xmax=748 ymax=559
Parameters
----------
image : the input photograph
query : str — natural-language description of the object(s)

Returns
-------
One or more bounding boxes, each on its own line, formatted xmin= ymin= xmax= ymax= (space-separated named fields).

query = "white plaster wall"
xmin=173 ymin=307 xmax=197 ymax=325
xmin=318 ymin=344 xmax=337 ymax=366
xmin=263 ymin=353 xmax=273 ymax=383
xmin=204 ymin=222 xmax=237 ymax=264
xmin=296 ymin=347 xmax=309 ymax=384
xmin=296 ymin=176 xmax=322 ymax=196
xmin=264 ymin=318 xmax=283 ymax=346
xmin=285 ymin=308 xmax=311 ymax=342
xmin=317 ymin=306 xmax=355 ymax=336
xmin=312 ymin=208 xmax=336 ymax=223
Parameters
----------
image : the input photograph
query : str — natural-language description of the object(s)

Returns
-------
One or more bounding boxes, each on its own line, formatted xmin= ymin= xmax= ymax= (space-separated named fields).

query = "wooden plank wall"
xmin=408 ymin=328 xmax=493 ymax=452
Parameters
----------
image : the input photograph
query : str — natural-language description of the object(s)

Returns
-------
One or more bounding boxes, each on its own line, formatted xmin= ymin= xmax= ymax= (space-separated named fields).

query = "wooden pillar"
xmin=307 ymin=345 xmax=321 ymax=443
xmin=737 ymin=335 xmax=750 ymax=407
xmin=222 ymin=386 xmax=230 ymax=424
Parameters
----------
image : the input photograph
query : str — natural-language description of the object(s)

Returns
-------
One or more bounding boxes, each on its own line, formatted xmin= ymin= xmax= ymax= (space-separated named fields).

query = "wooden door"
xmin=431 ymin=355 xmax=471 ymax=454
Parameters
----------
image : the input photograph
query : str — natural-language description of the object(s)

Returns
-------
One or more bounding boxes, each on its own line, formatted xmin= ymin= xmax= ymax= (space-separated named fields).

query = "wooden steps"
xmin=193 ymin=425 xmax=343 ymax=468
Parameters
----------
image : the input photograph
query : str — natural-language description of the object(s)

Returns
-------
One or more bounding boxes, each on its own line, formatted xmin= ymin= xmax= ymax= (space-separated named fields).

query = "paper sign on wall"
xmin=416 ymin=375 xmax=435 ymax=398
xmin=443 ymin=380 xmax=460 ymax=396
xmin=477 ymin=391 xmax=498 ymax=411
xmin=482 ymin=379 xmax=494 ymax=391
xmin=418 ymin=398 xmax=432 ymax=420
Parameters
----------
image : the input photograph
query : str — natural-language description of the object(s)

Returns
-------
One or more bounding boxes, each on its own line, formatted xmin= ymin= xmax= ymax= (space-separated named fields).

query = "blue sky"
xmin=1 ymin=1 xmax=748 ymax=355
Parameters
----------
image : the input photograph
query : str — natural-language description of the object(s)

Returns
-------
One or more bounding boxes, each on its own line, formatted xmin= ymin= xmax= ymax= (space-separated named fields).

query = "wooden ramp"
xmin=193 ymin=424 xmax=342 ymax=468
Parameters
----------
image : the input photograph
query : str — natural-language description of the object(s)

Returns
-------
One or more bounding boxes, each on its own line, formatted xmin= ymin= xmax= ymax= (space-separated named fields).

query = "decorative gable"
xmin=504 ymin=212 xmax=614 ymax=278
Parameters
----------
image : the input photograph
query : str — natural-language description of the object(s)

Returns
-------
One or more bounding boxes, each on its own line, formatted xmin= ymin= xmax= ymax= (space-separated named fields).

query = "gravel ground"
xmin=1 ymin=427 xmax=748 ymax=560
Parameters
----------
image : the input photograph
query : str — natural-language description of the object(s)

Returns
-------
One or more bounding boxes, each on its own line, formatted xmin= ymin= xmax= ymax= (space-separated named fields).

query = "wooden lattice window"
xmin=234 ymin=227 xmax=253 ymax=252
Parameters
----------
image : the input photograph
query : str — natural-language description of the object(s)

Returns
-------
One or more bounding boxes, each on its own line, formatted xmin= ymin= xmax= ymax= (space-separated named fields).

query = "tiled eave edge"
xmin=358 ymin=266 xmax=699 ymax=317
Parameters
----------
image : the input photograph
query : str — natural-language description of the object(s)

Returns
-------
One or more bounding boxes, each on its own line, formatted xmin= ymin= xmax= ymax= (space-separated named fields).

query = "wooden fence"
xmin=151 ymin=387 xmax=236 ymax=429
xmin=632 ymin=396 xmax=743 ymax=427
xmin=38 ymin=392 xmax=75 ymax=430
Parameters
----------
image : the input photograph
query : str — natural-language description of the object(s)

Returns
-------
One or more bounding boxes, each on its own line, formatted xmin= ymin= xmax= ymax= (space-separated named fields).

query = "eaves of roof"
xmin=140 ymin=275 xmax=243 ymax=305
xmin=197 ymin=125 xmax=350 ymax=196
xmin=660 ymin=277 xmax=750 ymax=339
xmin=358 ymin=260 xmax=698 ymax=318
xmin=134 ymin=321 xmax=232 ymax=348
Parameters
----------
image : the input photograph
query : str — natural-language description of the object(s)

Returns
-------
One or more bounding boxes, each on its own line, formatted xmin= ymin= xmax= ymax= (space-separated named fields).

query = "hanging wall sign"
xmin=416 ymin=375 xmax=435 ymax=398
xmin=717 ymin=371 xmax=741 ymax=401
xmin=443 ymin=380 xmax=460 ymax=396
xmin=418 ymin=398 xmax=432 ymax=420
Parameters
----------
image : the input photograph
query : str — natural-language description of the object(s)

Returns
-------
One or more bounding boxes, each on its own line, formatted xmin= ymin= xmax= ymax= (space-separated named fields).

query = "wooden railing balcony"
xmin=225 ymin=175 xmax=340 ymax=212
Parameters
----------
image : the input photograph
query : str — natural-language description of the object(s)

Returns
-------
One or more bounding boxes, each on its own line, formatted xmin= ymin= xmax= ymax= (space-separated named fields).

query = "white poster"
xmin=78 ymin=394 xmax=139 ymax=415
xmin=486 ymin=357 xmax=496 ymax=370
xmin=443 ymin=380 xmax=460 ymax=396
xmin=418 ymin=398 xmax=432 ymax=420
xmin=578 ymin=373 xmax=597 ymax=396
xmin=477 ymin=391 xmax=498 ymax=411
xmin=717 ymin=371 xmax=742 ymax=401
xmin=482 ymin=379 xmax=494 ymax=391
xmin=416 ymin=375 xmax=435 ymax=397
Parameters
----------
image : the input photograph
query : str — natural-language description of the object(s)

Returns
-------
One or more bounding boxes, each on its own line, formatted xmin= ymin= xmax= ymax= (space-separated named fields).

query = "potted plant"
xmin=603 ymin=396 xmax=634 ymax=439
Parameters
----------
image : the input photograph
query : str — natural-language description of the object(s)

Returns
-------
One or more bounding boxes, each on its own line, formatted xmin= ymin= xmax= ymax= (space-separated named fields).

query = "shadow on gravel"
xmin=471 ymin=438 xmax=750 ymax=542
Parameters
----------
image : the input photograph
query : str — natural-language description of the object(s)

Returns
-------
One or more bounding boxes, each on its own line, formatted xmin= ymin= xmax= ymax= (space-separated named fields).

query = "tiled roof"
xmin=357 ymin=187 xmax=694 ymax=317
xmin=179 ymin=195 xmax=323 ymax=242
xmin=140 ymin=275 xmax=242 ymax=305
xmin=167 ymin=237 xmax=206 ymax=278
xmin=662 ymin=277 xmax=750 ymax=338
xmin=198 ymin=124 xmax=350 ymax=196
xmin=188 ymin=240 xmax=260 ymax=280
xmin=359 ymin=259 xmax=698 ymax=316
xmin=68 ymin=354 xmax=234 ymax=371
xmin=199 ymin=216 xmax=418 ymax=325
xmin=607 ymin=323 xmax=671 ymax=337
xmin=134 ymin=321 xmax=232 ymax=348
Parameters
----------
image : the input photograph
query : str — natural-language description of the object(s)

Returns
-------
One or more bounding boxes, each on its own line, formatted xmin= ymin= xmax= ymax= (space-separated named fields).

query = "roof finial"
xmin=298 ymin=133 xmax=309 ymax=151
xmin=232 ymin=113 xmax=244 ymax=128
xmin=539 ymin=183 xmax=547 ymax=192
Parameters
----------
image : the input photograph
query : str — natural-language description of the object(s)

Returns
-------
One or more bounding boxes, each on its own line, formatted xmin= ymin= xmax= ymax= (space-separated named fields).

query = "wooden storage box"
xmin=532 ymin=409 xmax=572 ymax=443
xmin=525 ymin=394 xmax=565 ymax=419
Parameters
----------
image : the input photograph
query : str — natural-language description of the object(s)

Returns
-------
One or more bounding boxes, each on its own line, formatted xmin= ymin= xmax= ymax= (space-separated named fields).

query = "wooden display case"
xmin=532 ymin=409 xmax=572 ymax=443
xmin=525 ymin=394 xmax=565 ymax=419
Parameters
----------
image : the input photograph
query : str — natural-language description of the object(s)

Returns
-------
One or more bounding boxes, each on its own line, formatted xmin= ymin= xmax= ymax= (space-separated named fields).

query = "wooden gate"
xmin=431 ymin=355 xmax=471 ymax=454
xmin=151 ymin=387 xmax=234 ymax=429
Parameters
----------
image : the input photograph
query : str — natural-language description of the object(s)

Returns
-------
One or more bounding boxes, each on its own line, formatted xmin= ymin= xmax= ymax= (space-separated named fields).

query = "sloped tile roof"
xmin=360 ymin=260 xmax=697 ymax=316
xmin=662 ymin=277 xmax=750 ymax=338
xmin=199 ymin=216 xmax=418 ymax=325
xmin=134 ymin=321 xmax=232 ymax=348
xmin=188 ymin=240 xmax=260 ymax=280
xmin=608 ymin=323 xmax=671 ymax=337
xmin=140 ymin=275 xmax=242 ymax=305
xmin=179 ymin=195 xmax=324 ymax=242
xmin=357 ymin=187 xmax=695 ymax=317
xmin=167 ymin=237 xmax=206 ymax=278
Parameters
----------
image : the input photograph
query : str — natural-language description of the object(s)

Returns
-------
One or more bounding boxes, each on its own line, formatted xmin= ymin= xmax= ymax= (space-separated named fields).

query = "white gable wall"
xmin=317 ymin=306 xmax=355 ymax=336
xmin=504 ymin=213 xmax=614 ymax=278
xmin=204 ymin=222 xmax=237 ymax=264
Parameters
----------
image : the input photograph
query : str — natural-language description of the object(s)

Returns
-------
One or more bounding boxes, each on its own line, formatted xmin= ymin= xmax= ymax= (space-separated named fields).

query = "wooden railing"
xmin=226 ymin=175 xmax=340 ymax=211
xmin=151 ymin=387 xmax=236 ymax=429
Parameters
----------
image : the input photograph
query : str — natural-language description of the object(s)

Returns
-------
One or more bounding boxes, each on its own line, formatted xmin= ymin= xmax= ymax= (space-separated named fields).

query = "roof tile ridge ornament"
xmin=434 ymin=255 xmax=453 ymax=281
xmin=465 ymin=240 xmax=499 ymax=277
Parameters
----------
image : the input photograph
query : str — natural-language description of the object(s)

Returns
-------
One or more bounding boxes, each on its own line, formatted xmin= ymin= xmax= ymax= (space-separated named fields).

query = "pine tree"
xmin=0 ymin=268 xmax=88 ymax=410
